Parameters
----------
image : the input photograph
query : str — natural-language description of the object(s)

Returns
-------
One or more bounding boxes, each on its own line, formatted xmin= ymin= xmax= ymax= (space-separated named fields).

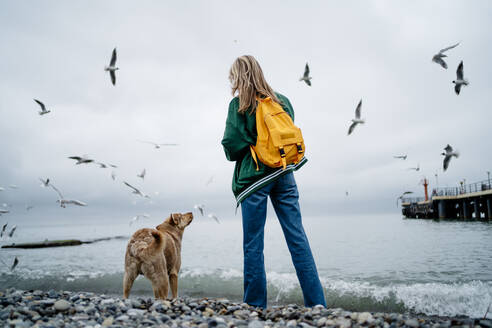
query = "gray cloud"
xmin=1 ymin=1 xmax=491 ymax=220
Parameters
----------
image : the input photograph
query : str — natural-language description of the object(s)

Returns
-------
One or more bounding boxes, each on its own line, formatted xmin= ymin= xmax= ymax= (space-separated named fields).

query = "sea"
xmin=1 ymin=211 xmax=491 ymax=318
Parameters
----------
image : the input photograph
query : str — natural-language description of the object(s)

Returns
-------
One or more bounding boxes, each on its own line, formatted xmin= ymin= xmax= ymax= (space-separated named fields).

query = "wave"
xmin=1 ymin=268 xmax=491 ymax=318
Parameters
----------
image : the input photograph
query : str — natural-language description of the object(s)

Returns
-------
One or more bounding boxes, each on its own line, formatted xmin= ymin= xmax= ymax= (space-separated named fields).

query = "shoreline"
xmin=0 ymin=288 xmax=490 ymax=328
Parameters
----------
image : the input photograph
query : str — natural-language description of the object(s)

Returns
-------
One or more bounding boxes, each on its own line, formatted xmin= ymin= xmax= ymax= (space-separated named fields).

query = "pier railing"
xmin=432 ymin=179 xmax=492 ymax=197
xmin=401 ymin=197 xmax=426 ymax=203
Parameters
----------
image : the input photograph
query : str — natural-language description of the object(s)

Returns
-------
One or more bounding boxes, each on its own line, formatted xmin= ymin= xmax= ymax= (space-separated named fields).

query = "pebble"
xmin=53 ymin=299 xmax=71 ymax=311
xmin=0 ymin=288 xmax=484 ymax=328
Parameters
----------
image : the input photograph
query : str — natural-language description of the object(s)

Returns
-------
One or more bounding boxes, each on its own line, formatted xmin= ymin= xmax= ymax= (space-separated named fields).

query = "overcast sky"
xmin=1 ymin=1 xmax=491 ymax=220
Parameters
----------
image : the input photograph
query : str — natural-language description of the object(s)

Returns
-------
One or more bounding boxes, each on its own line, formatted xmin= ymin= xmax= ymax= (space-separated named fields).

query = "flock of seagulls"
xmin=299 ymin=42 xmax=467 ymax=200
xmin=0 ymin=38 xmax=477 ymax=271
xmin=0 ymin=46 xmax=223 ymax=272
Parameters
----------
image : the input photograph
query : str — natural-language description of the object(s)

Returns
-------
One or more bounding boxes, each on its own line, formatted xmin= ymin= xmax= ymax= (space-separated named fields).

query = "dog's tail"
xmin=129 ymin=228 xmax=165 ymax=262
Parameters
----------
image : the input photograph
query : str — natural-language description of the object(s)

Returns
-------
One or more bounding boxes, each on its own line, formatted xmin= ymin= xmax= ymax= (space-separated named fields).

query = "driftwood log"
xmin=1 ymin=236 xmax=127 ymax=249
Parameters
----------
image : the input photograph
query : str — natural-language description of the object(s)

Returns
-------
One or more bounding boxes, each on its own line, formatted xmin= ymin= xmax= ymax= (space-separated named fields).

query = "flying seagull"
xmin=123 ymin=181 xmax=150 ymax=198
xmin=9 ymin=185 xmax=18 ymax=189
xmin=299 ymin=63 xmax=312 ymax=86
xmin=205 ymin=176 xmax=214 ymax=186
xmin=441 ymin=144 xmax=459 ymax=172
xmin=11 ymin=257 xmax=19 ymax=271
xmin=96 ymin=162 xmax=117 ymax=169
xmin=208 ymin=213 xmax=220 ymax=224
xmin=8 ymin=225 xmax=16 ymax=238
xmin=194 ymin=204 xmax=205 ymax=216
xmin=49 ymin=184 xmax=87 ymax=208
xmin=0 ymin=187 xmax=4 ymax=191
xmin=34 ymin=99 xmax=51 ymax=115
xmin=348 ymin=99 xmax=365 ymax=135
xmin=68 ymin=155 xmax=94 ymax=165
xmin=394 ymin=155 xmax=407 ymax=160
xmin=397 ymin=191 xmax=414 ymax=206
xmin=1 ymin=223 xmax=7 ymax=237
xmin=129 ymin=213 xmax=150 ymax=226
xmin=432 ymin=42 xmax=460 ymax=69
xmin=0 ymin=209 xmax=9 ymax=215
xmin=137 ymin=140 xmax=179 ymax=149
xmin=137 ymin=169 xmax=146 ymax=180
xmin=111 ymin=171 xmax=116 ymax=181
xmin=105 ymin=48 xmax=119 ymax=86
xmin=39 ymin=178 xmax=50 ymax=187
xmin=453 ymin=61 xmax=469 ymax=95
xmin=408 ymin=164 xmax=420 ymax=172
xmin=26 ymin=205 xmax=34 ymax=211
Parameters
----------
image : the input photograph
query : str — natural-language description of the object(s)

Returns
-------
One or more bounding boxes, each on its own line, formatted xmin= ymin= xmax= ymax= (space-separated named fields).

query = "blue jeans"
xmin=240 ymin=172 xmax=326 ymax=308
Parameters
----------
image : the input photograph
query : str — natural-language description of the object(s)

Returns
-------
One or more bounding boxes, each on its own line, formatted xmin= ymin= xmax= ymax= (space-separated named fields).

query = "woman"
xmin=221 ymin=55 xmax=326 ymax=308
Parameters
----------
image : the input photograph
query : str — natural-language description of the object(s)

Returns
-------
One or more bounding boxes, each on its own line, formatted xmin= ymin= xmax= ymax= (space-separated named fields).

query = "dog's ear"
xmin=171 ymin=213 xmax=180 ymax=226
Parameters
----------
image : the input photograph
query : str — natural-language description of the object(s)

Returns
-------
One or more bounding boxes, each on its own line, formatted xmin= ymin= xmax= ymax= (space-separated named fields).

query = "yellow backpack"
xmin=250 ymin=97 xmax=305 ymax=170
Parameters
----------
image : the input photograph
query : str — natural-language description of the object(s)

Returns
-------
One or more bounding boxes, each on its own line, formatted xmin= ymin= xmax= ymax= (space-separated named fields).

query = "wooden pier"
xmin=401 ymin=179 xmax=492 ymax=220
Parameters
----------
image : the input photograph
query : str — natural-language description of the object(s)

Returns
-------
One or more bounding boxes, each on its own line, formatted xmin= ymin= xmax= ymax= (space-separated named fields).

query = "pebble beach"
xmin=1 ymin=289 xmax=490 ymax=328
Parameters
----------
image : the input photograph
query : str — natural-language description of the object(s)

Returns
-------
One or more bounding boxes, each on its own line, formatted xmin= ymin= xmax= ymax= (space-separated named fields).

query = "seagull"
xmin=137 ymin=169 xmax=146 ymax=180
xmin=432 ymin=42 xmax=460 ymax=69
xmin=68 ymin=155 xmax=94 ymax=165
xmin=0 ymin=209 xmax=9 ymax=215
xmin=96 ymin=162 xmax=117 ymax=169
xmin=8 ymin=225 xmax=16 ymax=238
xmin=397 ymin=191 xmax=414 ymax=206
xmin=39 ymin=178 xmax=50 ymax=187
xmin=137 ymin=140 xmax=179 ymax=149
xmin=345 ymin=191 xmax=349 ymax=196
xmin=441 ymin=144 xmax=459 ymax=172
xmin=105 ymin=48 xmax=119 ymax=86
xmin=394 ymin=155 xmax=407 ymax=160
xmin=208 ymin=213 xmax=220 ymax=224
xmin=49 ymin=184 xmax=87 ymax=208
xmin=408 ymin=164 xmax=420 ymax=172
xmin=0 ymin=187 xmax=4 ymax=191
xmin=26 ymin=205 xmax=34 ymax=211
xmin=348 ymin=99 xmax=365 ymax=135
xmin=11 ymin=257 xmax=19 ymax=271
xmin=34 ymin=99 xmax=51 ymax=115
xmin=1 ymin=223 xmax=7 ymax=237
xmin=194 ymin=204 xmax=205 ymax=216
xmin=123 ymin=181 xmax=150 ymax=198
xmin=205 ymin=176 xmax=214 ymax=186
xmin=129 ymin=213 xmax=150 ymax=226
xmin=111 ymin=171 xmax=116 ymax=181
xmin=453 ymin=61 xmax=469 ymax=95
xmin=9 ymin=185 xmax=18 ymax=189
xmin=299 ymin=63 xmax=312 ymax=86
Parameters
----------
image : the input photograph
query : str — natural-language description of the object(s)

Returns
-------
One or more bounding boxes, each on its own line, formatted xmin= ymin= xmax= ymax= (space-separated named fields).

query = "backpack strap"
xmin=250 ymin=146 xmax=259 ymax=171
xmin=279 ymin=147 xmax=287 ymax=170
xmin=296 ymin=143 xmax=303 ymax=164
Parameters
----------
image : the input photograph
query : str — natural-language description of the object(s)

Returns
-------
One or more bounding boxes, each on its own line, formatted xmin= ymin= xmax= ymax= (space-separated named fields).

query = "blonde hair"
xmin=229 ymin=55 xmax=280 ymax=114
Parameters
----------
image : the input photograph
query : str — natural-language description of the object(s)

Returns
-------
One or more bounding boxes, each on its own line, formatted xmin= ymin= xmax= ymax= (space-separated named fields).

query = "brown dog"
xmin=123 ymin=212 xmax=193 ymax=299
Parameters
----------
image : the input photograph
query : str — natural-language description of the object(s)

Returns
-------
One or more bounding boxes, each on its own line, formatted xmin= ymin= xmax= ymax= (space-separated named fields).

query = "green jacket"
xmin=221 ymin=93 xmax=307 ymax=205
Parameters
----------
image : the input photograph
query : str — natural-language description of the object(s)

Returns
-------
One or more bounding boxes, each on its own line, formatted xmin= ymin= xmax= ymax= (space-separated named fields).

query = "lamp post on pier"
xmin=487 ymin=171 xmax=490 ymax=189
